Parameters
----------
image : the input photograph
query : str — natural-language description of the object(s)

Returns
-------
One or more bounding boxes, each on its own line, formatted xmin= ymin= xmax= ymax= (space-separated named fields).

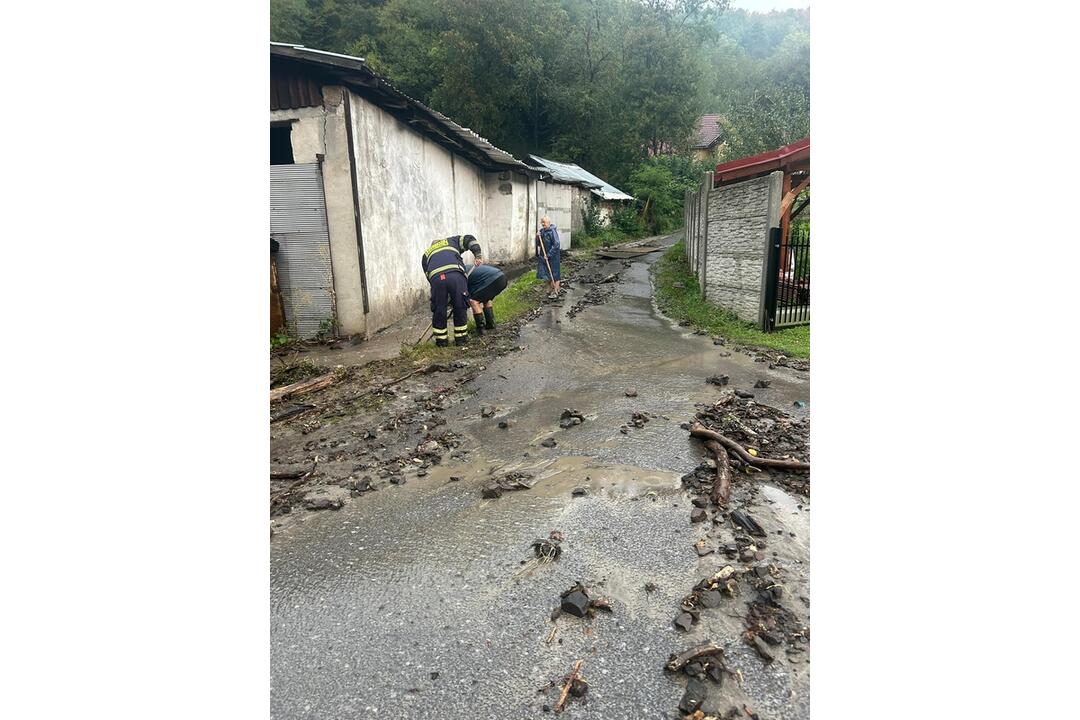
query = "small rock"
xmin=644 ymin=582 xmax=658 ymax=593
xmin=691 ymin=497 xmax=707 ymax=508
xmin=759 ymin=630 xmax=782 ymax=646
xmin=674 ymin=612 xmax=694 ymax=632
xmin=695 ymin=543 xmax=714 ymax=557
xmin=449 ymin=475 xmax=462 ymax=482
xmin=481 ymin=485 xmax=503 ymax=499
xmin=481 ymin=406 xmax=496 ymax=418
xmin=751 ymin=636 xmax=775 ymax=663
xmin=712 ymin=338 xmax=725 ymax=345
xmin=706 ymin=663 xmax=724 ymax=684
xmin=698 ymin=590 xmax=723 ymax=608
xmin=569 ymin=678 xmax=588 ymax=697
xmin=734 ymin=389 xmax=754 ymax=399
xmin=625 ymin=388 xmax=638 ymax=397
xmin=690 ymin=507 xmax=708 ymax=523
xmin=571 ymin=486 xmax=589 ymax=497
xmin=541 ymin=437 xmax=558 ymax=448
xmin=550 ymin=607 xmax=563 ymax=621
xmin=619 ymin=426 xmax=629 ymax=435
xmin=560 ymin=587 xmax=590 ymax=618
xmin=678 ymin=320 xmax=691 ymax=327
xmin=430 ymin=671 xmax=439 ymax=680
xmin=498 ymin=420 xmax=512 ymax=429
xmin=717 ymin=351 xmax=732 ymax=357
xmin=678 ymin=678 xmax=708 ymax=714
xmin=706 ymin=375 xmax=729 ymax=386
xmin=753 ymin=380 xmax=770 ymax=389
xmin=753 ymin=566 xmax=770 ymax=578
xmin=793 ymin=400 xmax=807 ymax=409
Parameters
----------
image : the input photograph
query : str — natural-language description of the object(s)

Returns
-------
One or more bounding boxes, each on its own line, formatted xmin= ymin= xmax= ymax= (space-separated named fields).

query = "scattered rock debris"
xmin=557 ymin=582 xmax=613 ymax=620
xmin=481 ymin=471 xmax=537 ymax=499
xmin=531 ymin=530 xmax=565 ymax=562
xmin=559 ymin=408 xmax=585 ymax=428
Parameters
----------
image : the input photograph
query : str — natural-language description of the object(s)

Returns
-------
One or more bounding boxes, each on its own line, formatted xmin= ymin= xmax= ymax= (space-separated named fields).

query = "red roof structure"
xmin=713 ymin=136 xmax=810 ymax=186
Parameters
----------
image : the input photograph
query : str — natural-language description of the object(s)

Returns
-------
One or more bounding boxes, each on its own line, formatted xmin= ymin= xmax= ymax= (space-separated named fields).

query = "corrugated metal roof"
xmin=527 ymin=154 xmax=634 ymax=201
xmin=270 ymin=43 xmax=533 ymax=174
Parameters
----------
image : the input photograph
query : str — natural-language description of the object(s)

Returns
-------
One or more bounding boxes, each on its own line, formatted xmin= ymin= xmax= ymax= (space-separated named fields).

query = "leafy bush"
xmin=610 ymin=206 xmax=645 ymax=236
xmin=581 ymin=199 xmax=605 ymax=235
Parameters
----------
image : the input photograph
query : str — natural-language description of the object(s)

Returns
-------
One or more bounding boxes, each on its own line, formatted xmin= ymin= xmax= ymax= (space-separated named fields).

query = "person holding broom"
xmin=535 ymin=216 xmax=561 ymax=296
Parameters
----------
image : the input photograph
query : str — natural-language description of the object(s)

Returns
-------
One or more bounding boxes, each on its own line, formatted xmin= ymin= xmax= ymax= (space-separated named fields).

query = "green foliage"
xmin=610 ymin=205 xmax=645 ymax=236
xmin=581 ymin=199 xmax=604 ymax=236
xmin=270 ymin=1 xmax=809 ymax=223
xmin=627 ymin=155 xmax=712 ymax=234
xmin=576 ymin=226 xmax=631 ymax=250
xmin=653 ymin=240 xmax=809 ymax=358
xmin=271 ymin=330 xmax=294 ymax=349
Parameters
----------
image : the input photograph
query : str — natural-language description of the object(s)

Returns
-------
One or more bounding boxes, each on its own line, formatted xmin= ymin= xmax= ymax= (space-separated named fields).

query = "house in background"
xmin=690 ymin=115 xmax=728 ymax=163
xmin=270 ymin=43 xmax=545 ymax=339
xmin=526 ymin=154 xmax=634 ymax=233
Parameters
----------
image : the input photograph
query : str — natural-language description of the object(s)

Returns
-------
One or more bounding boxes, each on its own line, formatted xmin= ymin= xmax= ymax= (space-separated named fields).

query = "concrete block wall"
xmin=703 ymin=171 xmax=782 ymax=326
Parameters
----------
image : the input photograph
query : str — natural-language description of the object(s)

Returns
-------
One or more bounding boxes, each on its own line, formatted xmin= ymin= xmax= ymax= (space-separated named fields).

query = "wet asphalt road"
xmin=271 ymin=234 xmax=810 ymax=719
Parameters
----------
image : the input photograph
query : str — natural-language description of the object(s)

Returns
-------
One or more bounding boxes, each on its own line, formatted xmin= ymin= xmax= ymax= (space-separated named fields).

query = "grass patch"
xmin=652 ymin=240 xmax=809 ymax=359
xmin=399 ymin=269 xmax=547 ymax=363
xmin=270 ymin=359 xmax=327 ymax=388
xmin=574 ymin=227 xmax=631 ymax=250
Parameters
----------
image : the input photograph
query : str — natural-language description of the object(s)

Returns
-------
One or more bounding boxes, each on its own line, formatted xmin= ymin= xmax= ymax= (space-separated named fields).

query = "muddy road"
xmin=271 ymin=233 xmax=810 ymax=719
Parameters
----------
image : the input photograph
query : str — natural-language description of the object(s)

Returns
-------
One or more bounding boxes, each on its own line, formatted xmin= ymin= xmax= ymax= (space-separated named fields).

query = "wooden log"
xmin=270 ymin=372 xmax=338 ymax=403
xmin=705 ymin=440 xmax=733 ymax=507
xmin=690 ymin=423 xmax=810 ymax=473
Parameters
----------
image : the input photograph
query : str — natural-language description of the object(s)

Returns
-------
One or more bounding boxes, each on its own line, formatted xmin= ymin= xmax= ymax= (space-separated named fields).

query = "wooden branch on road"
xmin=705 ymin=439 xmax=733 ymax=507
xmin=270 ymin=373 xmax=338 ymax=403
xmin=690 ymin=423 xmax=810 ymax=473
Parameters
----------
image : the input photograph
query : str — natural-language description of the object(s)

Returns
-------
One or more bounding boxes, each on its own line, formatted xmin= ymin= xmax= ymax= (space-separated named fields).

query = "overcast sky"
xmin=730 ymin=0 xmax=809 ymax=11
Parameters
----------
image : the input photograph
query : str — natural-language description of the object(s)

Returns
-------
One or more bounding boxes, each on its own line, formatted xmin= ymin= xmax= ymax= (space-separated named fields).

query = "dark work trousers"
xmin=429 ymin=270 xmax=470 ymax=343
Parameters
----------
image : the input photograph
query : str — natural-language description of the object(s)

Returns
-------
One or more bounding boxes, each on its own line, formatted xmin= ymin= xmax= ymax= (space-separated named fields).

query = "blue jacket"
xmin=468 ymin=264 xmax=504 ymax=295
xmin=536 ymin=225 xmax=560 ymax=256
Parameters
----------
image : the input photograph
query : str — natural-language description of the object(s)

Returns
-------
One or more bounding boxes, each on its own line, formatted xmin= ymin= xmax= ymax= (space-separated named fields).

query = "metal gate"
xmin=763 ymin=224 xmax=810 ymax=331
xmin=270 ymin=164 xmax=335 ymax=338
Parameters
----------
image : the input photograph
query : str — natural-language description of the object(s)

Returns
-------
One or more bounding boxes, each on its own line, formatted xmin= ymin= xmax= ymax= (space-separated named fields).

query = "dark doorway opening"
xmin=270 ymin=124 xmax=294 ymax=165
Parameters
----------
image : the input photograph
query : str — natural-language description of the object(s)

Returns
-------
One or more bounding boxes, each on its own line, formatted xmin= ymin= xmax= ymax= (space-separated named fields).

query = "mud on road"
xmin=270 ymin=233 xmax=810 ymax=720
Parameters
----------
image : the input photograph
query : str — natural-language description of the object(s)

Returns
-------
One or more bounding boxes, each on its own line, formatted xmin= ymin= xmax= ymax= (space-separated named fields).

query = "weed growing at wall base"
xmin=652 ymin=240 xmax=809 ymax=359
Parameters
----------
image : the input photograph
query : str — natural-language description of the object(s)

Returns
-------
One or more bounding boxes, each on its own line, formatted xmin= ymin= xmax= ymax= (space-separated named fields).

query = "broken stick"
xmin=554 ymin=659 xmax=584 ymax=713
xmin=690 ymin=423 xmax=810 ymax=473
xmin=705 ymin=439 xmax=733 ymax=507
xmin=665 ymin=643 xmax=724 ymax=673
xmin=270 ymin=372 xmax=338 ymax=403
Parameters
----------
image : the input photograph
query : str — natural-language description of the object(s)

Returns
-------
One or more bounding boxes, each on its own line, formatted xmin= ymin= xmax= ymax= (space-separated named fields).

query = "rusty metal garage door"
xmin=270 ymin=164 xmax=335 ymax=339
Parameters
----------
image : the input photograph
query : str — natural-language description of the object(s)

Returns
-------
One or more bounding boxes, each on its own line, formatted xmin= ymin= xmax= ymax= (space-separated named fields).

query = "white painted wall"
xmin=346 ymin=90 xmax=535 ymax=334
xmin=537 ymin=181 xmax=573 ymax=249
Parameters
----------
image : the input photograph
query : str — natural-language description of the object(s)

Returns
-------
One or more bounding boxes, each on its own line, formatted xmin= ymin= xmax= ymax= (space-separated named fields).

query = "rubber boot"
xmin=483 ymin=307 xmax=496 ymax=330
xmin=473 ymin=312 xmax=485 ymax=336
xmin=435 ymin=338 xmax=448 ymax=348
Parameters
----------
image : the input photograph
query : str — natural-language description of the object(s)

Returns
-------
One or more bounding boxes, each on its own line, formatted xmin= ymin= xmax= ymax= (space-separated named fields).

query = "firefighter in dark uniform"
xmin=421 ymin=234 xmax=483 ymax=346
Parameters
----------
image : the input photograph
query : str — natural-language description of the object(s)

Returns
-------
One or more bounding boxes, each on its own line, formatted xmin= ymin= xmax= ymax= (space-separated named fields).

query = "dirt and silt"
xmin=270 ymin=233 xmax=810 ymax=720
